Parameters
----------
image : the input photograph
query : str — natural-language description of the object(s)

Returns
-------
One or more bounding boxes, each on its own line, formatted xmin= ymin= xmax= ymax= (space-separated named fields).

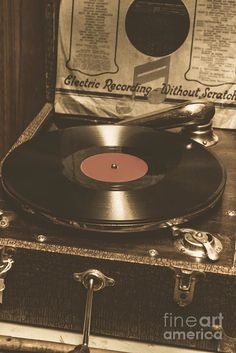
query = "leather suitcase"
xmin=0 ymin=108 xmax=236 ymax=353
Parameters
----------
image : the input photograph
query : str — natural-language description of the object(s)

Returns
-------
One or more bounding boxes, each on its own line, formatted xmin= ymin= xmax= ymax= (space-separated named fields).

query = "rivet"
xmin=0 ymin=220 xmax=8 ymax=228
xmin=149 ymin=249 xmax=158 ymax=257
xmin=36 ymin=234 xmax=47 ymax=243
xmin=203 ymin=140 xmax=208 ymax=146
xmin=186 ymin=143 xmax=192 ymax=150
xmin=226 ymin=210 xmax=236 ymax=217
xmin=196 ymin=232 xmax=203 ymax=238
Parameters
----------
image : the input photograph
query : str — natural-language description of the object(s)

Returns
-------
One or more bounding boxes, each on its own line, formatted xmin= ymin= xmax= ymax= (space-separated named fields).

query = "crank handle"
xmin=69 ymin=270 xmax=115 ymax=353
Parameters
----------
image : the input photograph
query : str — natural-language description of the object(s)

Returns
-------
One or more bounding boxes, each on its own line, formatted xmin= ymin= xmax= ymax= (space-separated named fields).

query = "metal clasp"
xmin=212 ymin=325 xmax=236 ymax=353
xmin=0 ymin=247 xmax=15 ymax=304
xmin=172 ymin=268 xmax=205 ymax=307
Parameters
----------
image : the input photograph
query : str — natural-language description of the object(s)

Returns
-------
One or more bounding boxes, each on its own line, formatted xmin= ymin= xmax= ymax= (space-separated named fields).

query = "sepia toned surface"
xmin=0 ymin=1 xmax=236 ymax=352
xmin=0 ymin=128 xmax=235 ymax=352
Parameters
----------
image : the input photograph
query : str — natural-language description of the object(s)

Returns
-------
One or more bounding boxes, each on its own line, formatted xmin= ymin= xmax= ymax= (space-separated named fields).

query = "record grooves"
xmin=1 ymin=125 xmax=226 ymax=233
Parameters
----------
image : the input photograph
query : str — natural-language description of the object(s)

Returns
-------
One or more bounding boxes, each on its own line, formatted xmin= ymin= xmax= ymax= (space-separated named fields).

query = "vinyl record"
xmin=1 ymin=125 xmax=226 ymax=232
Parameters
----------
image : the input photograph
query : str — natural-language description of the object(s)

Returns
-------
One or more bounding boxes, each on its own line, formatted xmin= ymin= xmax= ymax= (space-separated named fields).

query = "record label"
xmin=1 ymin=125 xmax=226 ymax=232
xmin=80 ymin=152 xmax=148 ymax=182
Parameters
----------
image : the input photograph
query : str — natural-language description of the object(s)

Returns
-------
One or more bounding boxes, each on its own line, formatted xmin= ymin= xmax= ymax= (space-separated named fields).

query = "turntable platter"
xmin=1 ymin=125 xmax=226 ymax=232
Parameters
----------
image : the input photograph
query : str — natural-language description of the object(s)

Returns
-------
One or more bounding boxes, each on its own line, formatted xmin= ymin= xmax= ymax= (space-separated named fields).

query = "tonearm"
xmin=119 ymin=101 xmax=218 ymax=147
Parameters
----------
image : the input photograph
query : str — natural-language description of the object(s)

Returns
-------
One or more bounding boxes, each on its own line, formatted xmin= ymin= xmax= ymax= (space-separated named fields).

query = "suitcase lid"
xmin=46 ymin=0 xmax=236 ymax=127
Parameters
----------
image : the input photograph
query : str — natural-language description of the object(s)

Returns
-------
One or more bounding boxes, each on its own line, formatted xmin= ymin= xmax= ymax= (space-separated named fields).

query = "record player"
xmin=0 ymin=1 xmax=236 ymax=353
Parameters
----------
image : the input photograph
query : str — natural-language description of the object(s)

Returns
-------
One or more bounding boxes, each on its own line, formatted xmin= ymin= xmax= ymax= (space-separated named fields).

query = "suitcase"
xmin=0 ymin=1 xmax=236 ymax=352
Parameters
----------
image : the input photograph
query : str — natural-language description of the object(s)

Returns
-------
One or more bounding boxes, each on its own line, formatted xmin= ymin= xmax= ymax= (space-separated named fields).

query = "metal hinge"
xmin=172 ymin=267 xmax=205 ymax=307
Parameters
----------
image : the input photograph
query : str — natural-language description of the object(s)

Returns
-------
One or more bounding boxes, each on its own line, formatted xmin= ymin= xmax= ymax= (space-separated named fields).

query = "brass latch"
xmin=172 ymin=267 xmax=205 ymax=307
xmin=212 ymin=325 xmax=236 ymax=353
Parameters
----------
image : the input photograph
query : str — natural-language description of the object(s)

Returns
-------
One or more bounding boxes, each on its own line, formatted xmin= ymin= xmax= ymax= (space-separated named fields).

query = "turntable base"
xmin=0 ymin=129 xmax=235 ymax=353
xmin=1 ymin=125 xmax=226 ymax=233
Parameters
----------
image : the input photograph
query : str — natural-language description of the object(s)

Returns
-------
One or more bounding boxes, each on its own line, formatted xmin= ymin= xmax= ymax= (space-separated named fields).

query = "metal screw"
xmin=5 ymin=247 xmax=16 ymax=256
xmin=0 ymin=211 xmax=9 ymax=228
xmin=172 ymin=226 xmax=181 ymax=237
xmin=36 ymin=234 xmax=47 ymax=243
xmin=226 ymin=210 xmax=236 ymax=217
xmin=149 ymin=249 xmax=158 ymax=257
xmin=69 ymin=220 xmax=79 ymax=227
xmin=203 ymin=140 xmax=207 ymax=146
xmin=186 ymin=143 xmax=192 ymax=150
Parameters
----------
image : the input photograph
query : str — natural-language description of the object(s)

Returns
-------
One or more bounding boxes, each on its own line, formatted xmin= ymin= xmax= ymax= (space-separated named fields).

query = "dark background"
xmin=0 ymin=0 xmax=46 ymax=159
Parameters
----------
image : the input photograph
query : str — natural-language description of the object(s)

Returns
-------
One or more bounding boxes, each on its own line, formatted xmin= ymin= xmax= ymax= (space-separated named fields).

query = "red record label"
xmin=80 ymin=152 xmax=148 ymax=182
